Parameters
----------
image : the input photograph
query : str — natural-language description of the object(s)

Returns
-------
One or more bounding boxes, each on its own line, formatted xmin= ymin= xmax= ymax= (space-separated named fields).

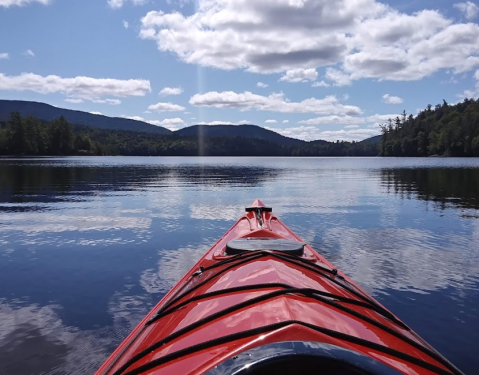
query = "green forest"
xmin=380 ymin=98 xmax=479 ymax=156
xmin=2 ymin=98 xmax=478 ymax=157
xmin=0 ymin=112 xmax=377 ymax=157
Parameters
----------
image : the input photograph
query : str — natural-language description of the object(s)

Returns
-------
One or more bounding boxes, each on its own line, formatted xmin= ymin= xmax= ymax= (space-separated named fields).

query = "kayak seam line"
xmin=113 ymin=287 xmax=461 ymax=375
xmin=153 ymin=283 xmax=390 ymax=324
xmin=120 ymin=320 xmax=459 ymax=375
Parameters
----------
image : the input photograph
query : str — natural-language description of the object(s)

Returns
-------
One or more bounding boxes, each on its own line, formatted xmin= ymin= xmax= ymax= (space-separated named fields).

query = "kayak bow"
xmin=96 ymin=200 xmax=463 ymax=375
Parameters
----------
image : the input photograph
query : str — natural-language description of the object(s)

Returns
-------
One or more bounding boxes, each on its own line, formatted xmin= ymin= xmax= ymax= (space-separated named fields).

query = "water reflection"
xmin=381 ymin=168 xmax=479 ymax=210
xmin=0 ymin=161 xmax=283 ymax=213
xmin=0 ymin=157 xmax=478 ymax=374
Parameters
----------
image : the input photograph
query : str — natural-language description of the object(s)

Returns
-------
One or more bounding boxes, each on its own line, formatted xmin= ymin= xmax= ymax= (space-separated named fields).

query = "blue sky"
xmin=0 ymin=0 xmax=478 ymax=141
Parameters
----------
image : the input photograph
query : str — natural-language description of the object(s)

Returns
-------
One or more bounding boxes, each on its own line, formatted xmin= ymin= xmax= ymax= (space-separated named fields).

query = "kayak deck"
xmin=96 ymin=200 xmax=462 ymax=375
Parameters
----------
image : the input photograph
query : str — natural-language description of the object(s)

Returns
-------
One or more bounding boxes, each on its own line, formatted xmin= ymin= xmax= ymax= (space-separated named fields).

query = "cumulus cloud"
xmin=257 ymin=82 xmax=268 ymax=88
xmin=454 ymin=2 xmax=479 ymax=20
xmin=346 ymin=10 xmax=479 ymax=81
xmin=148 ymin=101 xmax=186 ymax=112
xmin=139 ymin=0 xmax=479 ymax=83
xmin=65 ymin=98 xmax=83 ymax=104
xmin=122 ymin=116 xmax=184 ymax=129
xmin=148 ymin=118 xmax=184 ymax=129
xmin=266 ymin=125 xmax=381 ymax=142
xmin=461 ymin=69 xmax=479 ymax=98
xmin=283 ymin=120 xmax=289 ymax=123
xmin=158 ymin=86 xmax=183 ymax=97
xmin=0 ymin=73 xmax=151 ymax=102
xmin=299 ymin=113 xmax=397 ymax=126
xmin=325 ymin=67 xmax=352 ymax=86
xmin=279 ymin=68 xmax=318 ymax=83
xmin=382 ymin=94 xmax=404 ymax=104
xmin=189 ymin=91 xmax=362 ymax=116
xmin=0 ymin=53 xmax=9 ymax=59
xmin=24 ymin=49 xmax=35 ymax=57
xmin=123 ymin=20 xmax=129 ymax=29
xmin=125 ymin=116 xmax=145 ymax=121
xmin=312 ymin=80 xmax=330 ymax=88
xmin=139 ymin=0 xmax=380 ymax=73
xmin=107 ymin=0 xmax=148 ymax=9
xmin=0 ymin=0 xmax=50 ymax=7
xmin=90 ymin=111 xmax=103 ymax=115
xmin=92 ymin=98 xmax=121 ymax=105
xmin=265 ymin=119 xmax=277 ymax=123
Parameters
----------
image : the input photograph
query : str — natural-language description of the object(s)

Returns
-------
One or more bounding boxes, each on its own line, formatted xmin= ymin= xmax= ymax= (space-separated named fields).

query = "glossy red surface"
xmin=96 ymin=200 xmax=452 ymax=375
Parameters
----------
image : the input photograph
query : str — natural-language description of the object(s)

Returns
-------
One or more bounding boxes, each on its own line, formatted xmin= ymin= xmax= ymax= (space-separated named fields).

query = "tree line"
xmin=0 ymin=112 xmax=102 ymax=156
xmin=0 ymin=112 xmax=379 ymax=157
xmin=379 ymin=98 xmax=479 ymax=157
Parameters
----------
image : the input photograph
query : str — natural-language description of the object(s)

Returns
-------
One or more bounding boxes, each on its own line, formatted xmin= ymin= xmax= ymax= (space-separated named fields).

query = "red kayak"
xmin=96 ymin=200 xmax=463 ymax=375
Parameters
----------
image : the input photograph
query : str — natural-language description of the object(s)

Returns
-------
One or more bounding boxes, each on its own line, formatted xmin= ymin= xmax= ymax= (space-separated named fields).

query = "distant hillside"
xmin=0 ymin=100 xmax=172 ymax=135
xmin=176 ymin=124 xmax=305 ymax=147
xmin=359 ymin=135 xmax=382 ymax=144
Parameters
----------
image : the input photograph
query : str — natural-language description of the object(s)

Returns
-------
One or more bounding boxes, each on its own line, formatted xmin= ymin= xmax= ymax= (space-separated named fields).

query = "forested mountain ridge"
xmin=380 ymin=98 xmax=479 ymax=156
xmin=0 ymin=100 xmax=307 ymax=146
xmin=175 ymin=124 xmax=304 ymax=147
xmin=0 ymin=113 xmax=379 ymax=156
xmin=0 ymin=100 xmax=172 ymax=135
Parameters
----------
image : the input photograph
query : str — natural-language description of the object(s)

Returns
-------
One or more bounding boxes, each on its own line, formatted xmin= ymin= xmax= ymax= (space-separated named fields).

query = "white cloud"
xmin=139 ymin=1 xmax=383 ymax=73
xmin=325 ymin=67 xmax=352 ymax=86
xmin=0 ymin=0 xmax=50 ymax=7
xmin=189 ymin=91 xmax=362 ymax=116
xmin=24 ymin=49 xmax=35 ymax=57
xmin=195 ymin=120 xmax=249 ymax=125
xmin=346 ymin=10 xmax=479 ymax=81
xmin=139 ymin=0 xmax=479 ymax=83
xmin=299 ymin=113 xmax=397 ymax=126
xmin=257 ymin=82 xmax=268 ymax=88
xmin=279 ymin=68 xmax=318 ymax=83
xmin=197 ymin=121 xmax=233 ymax=125
xmin=0 ymin=73 xmax=151 ymax=101
xmin=107 ymin=0 xmax=148 ymax=9
xmin=148 ymin=118 xmax=184 ymax=130
xmin=123 ymin=116 xmax=183 ymax=129
xmin=312 ymin=80 xmax=330 ymax=88
xmin=123 ymin=20 xmax=129 ymax=29
xmin=158 ymin=86 xmax=183 ymax=97
xmin=0 ymin=53 xmax=9 ymax=59
xmin=90 ymin=111 xmax=102 ymax=115
xmin=283 ymin=120 xmax=289 ymax=123
xmin=92 ymin=98 xmax=122 ymax=105
xmin=454 ymin=2 xmax=479 ymax=20
xmin=265 ymin=119 xmax=277 ymax=123
xmin=65 ymin=98 xmax=83 ymax=104
xmin=462 ymin=69 xmax=479 ymax=98
xmin=382 ymin=94 xmax=404 ymax=104
xmin=148 ymin=101 xmax=186 ymax=112
xmin=267 ymin=125 xmax=381 ymax=142
xmin=125 ymin=115 xmax=146 ymax=121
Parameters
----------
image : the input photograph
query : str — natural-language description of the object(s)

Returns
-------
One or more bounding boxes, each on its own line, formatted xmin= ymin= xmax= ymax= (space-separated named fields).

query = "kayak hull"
xmin=96 ymin=200 xmax=461 ymax=375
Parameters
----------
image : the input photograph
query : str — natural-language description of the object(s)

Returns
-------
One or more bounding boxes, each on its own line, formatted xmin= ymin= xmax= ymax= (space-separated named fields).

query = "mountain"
xmin=359 ymin=135 xmax=381 ymax=144
xmin=0 ymin=100 xmax=172 ymax=135
xmin=176 ymin=124 xmax=305 ymax=147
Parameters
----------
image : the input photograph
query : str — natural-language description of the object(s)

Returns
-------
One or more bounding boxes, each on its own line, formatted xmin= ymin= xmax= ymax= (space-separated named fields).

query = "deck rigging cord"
xmin=109 ymin=250 xmax=464 ymax=375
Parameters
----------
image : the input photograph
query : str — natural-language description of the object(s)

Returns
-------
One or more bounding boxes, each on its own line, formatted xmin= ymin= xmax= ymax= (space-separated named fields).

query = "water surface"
xmin=1 ymin=157 xmax=478 ymax=374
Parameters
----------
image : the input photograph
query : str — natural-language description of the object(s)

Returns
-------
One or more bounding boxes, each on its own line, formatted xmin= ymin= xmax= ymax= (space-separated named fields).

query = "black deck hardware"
xmin=225 ymin=237 xmax=305 ymax=256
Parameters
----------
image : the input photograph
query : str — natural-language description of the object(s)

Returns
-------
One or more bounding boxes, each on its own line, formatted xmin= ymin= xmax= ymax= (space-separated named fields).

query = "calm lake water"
xmin=1 ymin=156 xmax=478 ymax=374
